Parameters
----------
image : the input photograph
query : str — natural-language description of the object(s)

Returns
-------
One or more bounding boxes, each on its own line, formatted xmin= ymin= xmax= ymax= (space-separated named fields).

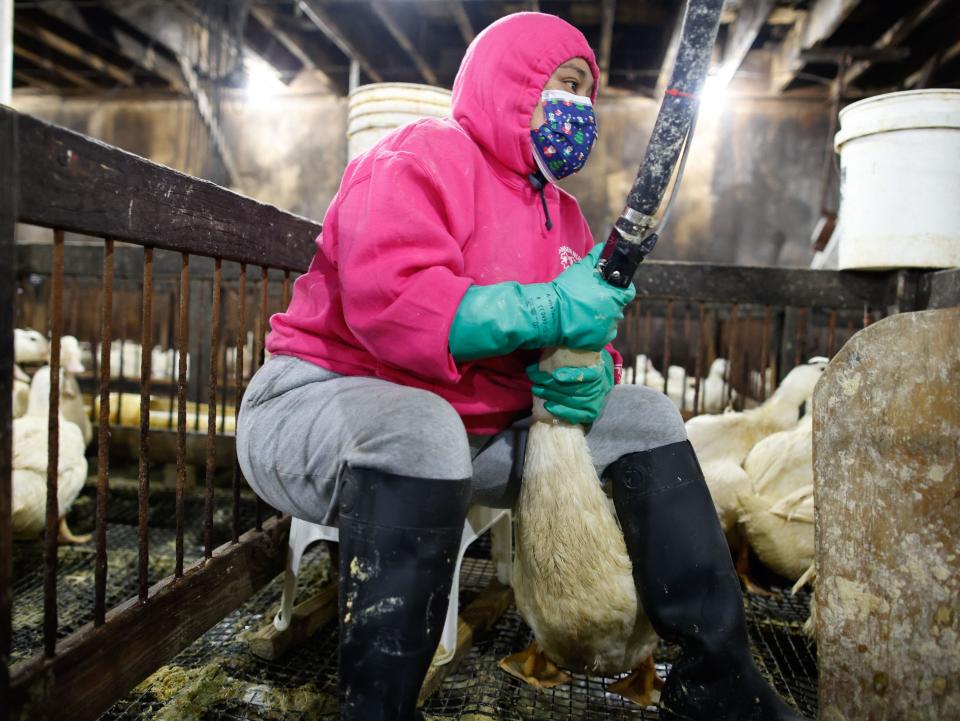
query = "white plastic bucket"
xmin=347 ymin=83 xmax=452 ymax=161
xmin=833 ymin=89 xmax=960 ymax=270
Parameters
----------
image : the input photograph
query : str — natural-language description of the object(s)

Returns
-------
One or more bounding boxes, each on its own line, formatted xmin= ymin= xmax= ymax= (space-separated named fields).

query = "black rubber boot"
xmin=608 ymin=440 xmax=809 ymax=721
xmin=337 ymin=465 xmax=471 ymax=721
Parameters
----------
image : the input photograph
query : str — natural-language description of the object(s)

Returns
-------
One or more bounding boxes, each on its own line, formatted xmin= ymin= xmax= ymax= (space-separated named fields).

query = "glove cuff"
xmin=449 ymin=282 xmax=561 ymax=361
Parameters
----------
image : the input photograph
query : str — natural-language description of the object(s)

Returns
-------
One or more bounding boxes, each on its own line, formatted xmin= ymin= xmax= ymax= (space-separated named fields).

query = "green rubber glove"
xmin=449 ymin=244 xmax=635 ymax=361
xmin=552 ymin=244 xmax=636 ymax=351
xmin=526 ymin=349 xmax=615 ymax=425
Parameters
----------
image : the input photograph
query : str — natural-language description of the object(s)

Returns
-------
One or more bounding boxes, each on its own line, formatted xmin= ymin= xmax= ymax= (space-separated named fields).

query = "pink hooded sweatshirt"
xmin=268 ymin=12 xmax=620 ymax=434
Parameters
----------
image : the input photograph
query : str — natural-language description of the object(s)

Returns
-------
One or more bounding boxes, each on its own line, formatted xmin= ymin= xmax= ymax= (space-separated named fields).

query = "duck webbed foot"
xmin=498 ymin=640 xmax=571 ymax=690
xmin=736 ymin=543 xmax=779 ymax=598
xmin=58 ymin=517 xmax=91 ymax=544
xmin=607 ymin=655 xmax=663 ymax=706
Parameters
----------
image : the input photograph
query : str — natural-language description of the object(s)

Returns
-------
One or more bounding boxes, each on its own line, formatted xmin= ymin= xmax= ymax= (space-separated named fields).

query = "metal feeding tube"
xmin=598 ymin=0 xmax=724 ymax=289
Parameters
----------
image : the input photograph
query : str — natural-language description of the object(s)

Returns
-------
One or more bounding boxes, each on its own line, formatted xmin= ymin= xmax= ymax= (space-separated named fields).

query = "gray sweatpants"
xmin=236 ymin=354 xmax=686 ymax=526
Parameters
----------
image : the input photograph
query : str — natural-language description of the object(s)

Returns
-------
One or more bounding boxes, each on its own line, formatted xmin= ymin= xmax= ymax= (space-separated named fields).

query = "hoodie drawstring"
xmin=527 ymin=171 xmax=554 ymax=231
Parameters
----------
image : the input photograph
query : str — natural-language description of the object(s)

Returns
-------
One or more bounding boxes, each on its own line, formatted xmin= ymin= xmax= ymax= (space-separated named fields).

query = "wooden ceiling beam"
xmin=15 ymin=15 xmax=136 ymax=87
xmin=772 ymin=0 xmax=862 ymax=92
xmin=369 ymin=0 xmax=438 ymax=85
xmin=13 ymin=69 xmax=61 ymax=93
xmin=12 ymin=42 xmax=100 ymax=90
xmin=905 ymin=35 xmax=960 ymax=88
xmin=714 ymin=0 xmax=777 ymax=86
xmin=447 ymin=1 xmax=474 ymax=46
xmin=296 ymin=0 xmax=383 ymax=83
xmin=598 ymin=0 xmax=615 ymax=90
xmin=176 ymin=54 xmax=241 ymax=189
xmin=249 ymin=6 xmax=316 ymax=71
xmin=655 ymin=2 xmax=685 ymax=97
xmin=842 ymin=0 xmax=951 ymax=89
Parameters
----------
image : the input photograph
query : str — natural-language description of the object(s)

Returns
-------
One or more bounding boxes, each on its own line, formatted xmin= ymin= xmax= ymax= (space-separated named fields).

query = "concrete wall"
xmin=562 ymin=91 xmax=830 ymax=266
xmin=13 ymin=76 xmax=831 ymax=267
xmin=13 ymin=89 xmax=348 ymax=224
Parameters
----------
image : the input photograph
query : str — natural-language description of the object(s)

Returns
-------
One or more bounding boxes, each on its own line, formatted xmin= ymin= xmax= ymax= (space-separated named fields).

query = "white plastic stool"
xmin=273 ymin=506 xmax=513 ymax=665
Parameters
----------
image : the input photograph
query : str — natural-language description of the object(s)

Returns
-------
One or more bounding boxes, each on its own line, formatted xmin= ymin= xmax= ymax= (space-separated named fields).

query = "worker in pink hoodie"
xmin=238 ymin=12 xmax=806 ymax=721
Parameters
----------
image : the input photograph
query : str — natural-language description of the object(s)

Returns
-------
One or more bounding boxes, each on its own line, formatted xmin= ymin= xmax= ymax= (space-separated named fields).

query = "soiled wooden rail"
xmin=0 ymin=108 xmax=319 ymax=721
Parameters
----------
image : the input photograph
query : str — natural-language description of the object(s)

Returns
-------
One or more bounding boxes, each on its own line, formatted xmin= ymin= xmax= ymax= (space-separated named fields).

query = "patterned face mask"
xmin=530 ymin=89 xmax=598 ymax=182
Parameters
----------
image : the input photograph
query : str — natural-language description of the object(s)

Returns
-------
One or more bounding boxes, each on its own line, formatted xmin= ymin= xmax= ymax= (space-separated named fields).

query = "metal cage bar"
xmin=94 ymin=237 xmax=114 ymax=627
xmin=204 ymin=259 xmax=222 ymax=559
xmin=232 ymin=264 xmax=248 ymax=544
xmin=175 ymin=254 xmax=189 ymax=578
xmin=137 ymin=248 xmax=154 ymax=603
xmin=43 ymin=230 xmax=64 ymax=654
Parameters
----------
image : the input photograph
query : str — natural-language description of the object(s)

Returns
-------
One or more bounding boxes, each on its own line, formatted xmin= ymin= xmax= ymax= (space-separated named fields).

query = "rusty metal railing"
xmin=1 ymin=108 xmax=320 ymax=721
xmin=610 ymin=260 xmax=956 ymax=418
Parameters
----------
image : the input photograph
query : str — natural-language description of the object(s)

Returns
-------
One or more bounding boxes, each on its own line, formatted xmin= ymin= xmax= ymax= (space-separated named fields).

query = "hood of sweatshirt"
xmin=451 ymin=12 xmax=600 ymax=179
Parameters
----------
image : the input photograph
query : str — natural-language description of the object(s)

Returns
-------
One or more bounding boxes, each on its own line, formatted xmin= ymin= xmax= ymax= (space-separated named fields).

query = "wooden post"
xmin=814 ymin=308 xmax=959 ymax=721
xmin=0 ymin=99 xmax=17 ymax=721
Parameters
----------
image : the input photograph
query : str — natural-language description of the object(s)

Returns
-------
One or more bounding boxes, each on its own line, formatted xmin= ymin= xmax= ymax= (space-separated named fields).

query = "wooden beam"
xmin=448 ymin=0 xmax=474 ymax=45
xmin=48 ymin=6 xmax=186 ymax=93
xmin=9 ymin=108 xmax=320 ymax=272
xmin=248 ymin=575 xmax=339 ymax=661
xmin=369 ymin=0 xmax=437 ymax=85
xmin=15 ymin=14 xmax=135 ymax=87
xmin=12 ymin=69 xmax=60 ymax=93
xmin=0 ymin=104 xmax=16 ymax=721
xmin=598 ymin=0 xmax=615 ymax=90
xmin=773 ymin=0 xmax=862 ymax=92
xmin=918 ymin=268 xmax=960 ymax=311
xmin=296 ymin=0 xmax=383 ymax=83
xmin=905 ymin=36 xmax=960 ymax=88
xmin=629 ymin=261 xmax=908 ymax=310
xmin=8 ymin=515 xmax=290 ymax=721
xmin=176 ymin=54 xmax=241 ymax=188
xmin=417 ymin=580 xmax=514 ymax=705
xmin=714 ymin=0 xmax=777 ymax=85
xmin=250 ymin=6 xmax=314 ymax=71
xmin=655 ymin=2 xmax=685 ymax=97
xmin=12 ymin=41 xmax=100 ymax=90
xmin=842 ymin=0 xmax=950 ymax=88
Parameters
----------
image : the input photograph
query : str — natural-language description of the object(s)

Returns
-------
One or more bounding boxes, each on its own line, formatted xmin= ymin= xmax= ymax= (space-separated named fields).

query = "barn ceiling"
xmin=9 ymin=0 xmax=960 ymax=98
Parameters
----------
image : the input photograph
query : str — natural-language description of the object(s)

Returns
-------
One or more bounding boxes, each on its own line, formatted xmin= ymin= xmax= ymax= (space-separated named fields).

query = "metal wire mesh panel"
xmin=9 ymin=483 xmax=264 ymax=666
xmin=96 ymin=534 xmax=817 ymax=721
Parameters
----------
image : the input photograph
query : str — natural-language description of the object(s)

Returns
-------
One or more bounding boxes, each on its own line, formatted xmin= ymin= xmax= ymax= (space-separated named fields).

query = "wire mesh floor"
xmin=9 ymin=478 xmax=268 ymax=666
xmin=91 ymin=535 xmax=817 ymax=721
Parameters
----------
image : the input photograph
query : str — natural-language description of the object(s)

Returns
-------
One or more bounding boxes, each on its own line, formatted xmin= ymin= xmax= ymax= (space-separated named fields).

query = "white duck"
xmin=700 ymin=357 xmax=730 ymax=413
xmin=685 ymin=359 xmax=826 ymax=554
xmin=12 ymin=355 xmax=90 ymax=543
xmin=502 ymin=348 xmax=661 ymax=706
xmin=12 ymin=329 xmax=50 ymax=418
xmin=49 ymin=336 xmax=92 ymax=446
xmin=665 ymin=365 xmax=695 ymax=411
xmin=737 ymin=412 xmax=816 ymax=582
xmin=635 ymin=354 xmax=665 ymax=390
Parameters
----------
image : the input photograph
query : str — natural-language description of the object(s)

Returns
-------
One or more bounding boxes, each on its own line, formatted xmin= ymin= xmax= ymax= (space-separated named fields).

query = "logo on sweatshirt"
xmin=559 ymin=246 xmax=581 ymax=269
